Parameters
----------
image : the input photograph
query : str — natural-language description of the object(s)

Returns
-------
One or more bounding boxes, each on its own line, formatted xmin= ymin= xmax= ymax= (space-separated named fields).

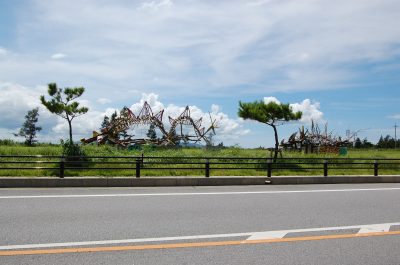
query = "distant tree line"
xmin=375 ymin=135 xmax=400 ymax=149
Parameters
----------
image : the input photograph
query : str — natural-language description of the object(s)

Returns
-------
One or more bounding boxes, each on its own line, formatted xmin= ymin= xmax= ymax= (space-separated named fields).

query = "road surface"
xmin=1 ymin=183 xmax=400 ymax=264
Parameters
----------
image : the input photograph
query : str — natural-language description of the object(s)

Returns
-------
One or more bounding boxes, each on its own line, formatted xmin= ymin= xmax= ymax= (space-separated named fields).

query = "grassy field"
xmin=0 ymin=144 xmax=399 ymax=177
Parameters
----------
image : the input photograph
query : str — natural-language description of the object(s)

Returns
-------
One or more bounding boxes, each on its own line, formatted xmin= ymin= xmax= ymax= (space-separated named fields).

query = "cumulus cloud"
xmin=51 ymin=53 xmax=66 ymax=60
xmin=263 ymin=97 xmax=280 ymax=105
xmin=263 ymin=96 xmax=324 ymax=124
xmin=290 ymin=99 xmax=324 ymax=124
xmin=51 ymin=107 xmax=117 ymax=138
xmin=0 ymin=82 xmax=50 ymax=125
xmin=0 ymin=82 xmax=58 ymax=140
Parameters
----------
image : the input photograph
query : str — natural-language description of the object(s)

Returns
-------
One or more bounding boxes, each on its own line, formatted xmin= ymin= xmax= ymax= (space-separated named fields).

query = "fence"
xmin=0 ymin=155 xmax=399 ymax=178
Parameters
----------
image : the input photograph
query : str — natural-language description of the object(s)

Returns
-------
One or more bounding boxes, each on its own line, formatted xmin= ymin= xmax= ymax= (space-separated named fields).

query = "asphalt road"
xmin=1 ymin=183 xmax=400 ymax=264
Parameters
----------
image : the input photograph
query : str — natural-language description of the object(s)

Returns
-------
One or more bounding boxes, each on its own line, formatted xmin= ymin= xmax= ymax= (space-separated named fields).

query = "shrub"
xmin=61 ymin=140 xmax=88 ymax=167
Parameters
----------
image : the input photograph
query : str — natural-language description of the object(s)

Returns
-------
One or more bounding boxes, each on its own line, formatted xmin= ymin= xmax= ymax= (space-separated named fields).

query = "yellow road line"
xmin=1 ymin=231 xmax=399 ymax=257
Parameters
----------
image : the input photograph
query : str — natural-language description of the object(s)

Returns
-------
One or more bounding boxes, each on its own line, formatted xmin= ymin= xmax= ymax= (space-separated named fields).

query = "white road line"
xmin=246 ymin=231 xmax=287 ymax=240
xmin=1 ymin=187 xmax=400 ymax=199
xmin=1 ymin=222 xmax=399 ymax=250
xmin=358 ymin=224 xmax=391 ymax=234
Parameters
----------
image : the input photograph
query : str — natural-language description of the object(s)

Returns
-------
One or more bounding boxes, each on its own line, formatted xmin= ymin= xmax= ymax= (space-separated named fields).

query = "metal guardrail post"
xmin=59 ymin=157 xmax=65 ymax=178
xmin=136 ymin=159 xmax=141 ymax=178
xmin=267 ymin=158 xmax=272 ymax=177
xmin=323 ymin=160 xmax=328 ymax=177
xmin=374 ymin=160 xmax=379 ymax=176
xmin=205 ymin=159 xmax=210 ymax=178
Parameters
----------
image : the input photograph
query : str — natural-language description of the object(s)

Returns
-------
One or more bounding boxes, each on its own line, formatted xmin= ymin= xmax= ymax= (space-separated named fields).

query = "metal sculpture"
xmin=81 ymin=102 xmax=218 ymax=147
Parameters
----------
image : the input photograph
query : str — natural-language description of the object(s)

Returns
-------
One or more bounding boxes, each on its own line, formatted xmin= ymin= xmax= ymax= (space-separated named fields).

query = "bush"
xmin=61 ymin=140 xmax=88 ymax=167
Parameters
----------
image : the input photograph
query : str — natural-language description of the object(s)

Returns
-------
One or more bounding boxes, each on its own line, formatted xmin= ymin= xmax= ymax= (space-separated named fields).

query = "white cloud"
xmin=51 ymin=53 xmax=66 ymax=60
xmin=0 ymin=82 xmax=51 ymax=125
xmin=263 ymin=96 xmax=324 ymax=124
xmin=0 ymin=47 xmax=7 ymax=56
xmin=139 ymin=0 xmax=173 ymax=10
xmin=290 ymin=99 xmax=324 ymax=124
xmin=52 ymin=107 xmax=117 ymax=138
xmin=97 ymin=98 xmax=112 ymax=105
xmin=263 ymin=97 xmax=280 ymax=105
xmin=388 ymin=114 xmax=400 ymax=119
xmin=0 ymin=82 xmax=60 ymax=141
xmin=211 ymin=104 xmax=220 ymax=114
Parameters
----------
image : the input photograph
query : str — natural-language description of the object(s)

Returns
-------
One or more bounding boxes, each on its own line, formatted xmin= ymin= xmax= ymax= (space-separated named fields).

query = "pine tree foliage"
xmin=40 ymin=83 xmax=88 ymax=142
xmin=146 ymin=123 xmax=157 ymax=141
xmin=100 ymin=115 xmax=110 ymax=130
xmin=15 ymin=108 xmax=42 ymax=146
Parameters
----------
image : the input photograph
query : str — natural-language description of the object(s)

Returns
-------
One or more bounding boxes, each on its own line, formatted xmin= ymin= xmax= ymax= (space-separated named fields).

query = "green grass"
xmin=0 ymin=144 xmax=399 ymax=177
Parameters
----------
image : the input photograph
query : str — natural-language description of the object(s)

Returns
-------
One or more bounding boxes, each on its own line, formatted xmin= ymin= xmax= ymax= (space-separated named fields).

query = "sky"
xmin=0 ymin=0 xmax=399 ymax=147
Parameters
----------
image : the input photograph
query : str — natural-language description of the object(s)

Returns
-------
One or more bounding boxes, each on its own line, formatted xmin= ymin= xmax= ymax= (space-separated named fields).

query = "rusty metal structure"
xmin=280 ymin=121 xmax=351 ymax=154
xmin=81 ymin=102 xmax=217 ymax=147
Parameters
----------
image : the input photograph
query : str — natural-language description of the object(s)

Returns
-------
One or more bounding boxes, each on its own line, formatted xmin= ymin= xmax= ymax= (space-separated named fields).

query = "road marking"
xmin=247 ymin=231 xmax=286 ymax=240
xmin=1 ymin=187 xmax=400 ymax=199
xmin=1 ymin=222 xmax=399 ymax=251
xmin=0 ymin=231 xmax=399 ymax=256
xmin=358 ymin=224 xmax=391 ymax=234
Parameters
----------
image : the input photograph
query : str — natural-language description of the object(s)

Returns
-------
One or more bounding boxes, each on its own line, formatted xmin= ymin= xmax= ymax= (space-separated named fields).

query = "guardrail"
xmin=0 ymin=155 xmax=399 ymax=178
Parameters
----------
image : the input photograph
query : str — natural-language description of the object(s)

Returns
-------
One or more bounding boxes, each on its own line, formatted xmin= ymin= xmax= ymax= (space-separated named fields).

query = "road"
xmin=0 ymin=183 xmax=400 ymax=264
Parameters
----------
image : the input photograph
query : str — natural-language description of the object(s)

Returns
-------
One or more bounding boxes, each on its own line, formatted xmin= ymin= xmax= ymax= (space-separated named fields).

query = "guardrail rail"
xmin=0 ymin=155 xmax=399 ymax=178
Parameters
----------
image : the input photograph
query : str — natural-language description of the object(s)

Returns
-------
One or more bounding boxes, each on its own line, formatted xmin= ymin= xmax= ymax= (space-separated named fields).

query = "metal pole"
xmin=395 ymin=124 xmax=397 ymax=149
xmin=374 ymin=160 xmax=379 ymax=176
xmin=136 ymin=159 xmax=141 ymax=178
xmin=205 ymin=159 xmax=210 ymax=178
xmin=323 ymin=160 xmax=328 ymax=177
xmin=59 ymin=157 xmax=65 ymax=178
xmin=267 ymin=158 xmax=272 ymax=178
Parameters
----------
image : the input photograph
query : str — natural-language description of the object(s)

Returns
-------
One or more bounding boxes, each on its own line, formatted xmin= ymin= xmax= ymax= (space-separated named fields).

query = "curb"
xmin=0 ymin=176 xmax=400 ymax=187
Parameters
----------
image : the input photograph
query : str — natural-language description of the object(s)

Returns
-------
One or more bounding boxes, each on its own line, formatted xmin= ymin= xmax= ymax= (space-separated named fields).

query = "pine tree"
xmin=146 ymin=123 xmax=157 ymax=141
xmin=115 ymin=108 xmax=129 ymax=140
xmin=110 ymin=111 xmax=118 ymax=123
xmin=40 ymin=83 xmax=88 ymax=143
xmin=15 ymin=108 xmax=42 ymax=146
xmin=100 ymin=115 xmax=110 ymax=130
xmin=238 ymin=100 xmax=302 ymax=160
xmin=354 ymin=137 xmax=362 ymax=148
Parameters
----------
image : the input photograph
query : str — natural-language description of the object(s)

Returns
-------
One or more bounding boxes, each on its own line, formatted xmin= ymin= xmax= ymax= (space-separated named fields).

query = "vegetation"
xmin=238 ymin=100 xmax=302 ymax=160
xmin=14 ymin=108 xmax=42 ymax=146
xmin=146 ymin=123 xmax=157 ymax=141
xmin=376 ymin=135 xmax=400 ymax=149
xmin=60 ymin=139 xmax=88 ymax=166
xmin=40 ymin=83 xmax=89 ymax=143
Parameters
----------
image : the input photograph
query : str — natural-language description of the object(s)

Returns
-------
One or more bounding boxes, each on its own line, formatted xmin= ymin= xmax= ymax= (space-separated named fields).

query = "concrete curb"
xmin=0 ymin=176 xmax=400 ymax=187
xmin=269 ymin=176 xmax=400 ymax=185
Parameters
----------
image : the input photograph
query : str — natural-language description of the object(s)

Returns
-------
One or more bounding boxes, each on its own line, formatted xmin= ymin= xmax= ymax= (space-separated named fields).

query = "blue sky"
xmin=0 ymin=0 xmax=399 ymax=147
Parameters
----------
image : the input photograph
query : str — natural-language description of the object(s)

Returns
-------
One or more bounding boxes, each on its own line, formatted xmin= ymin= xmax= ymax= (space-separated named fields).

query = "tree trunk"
xmin=272 ymin=124 xmax=279 ymax=162
xmin=68 ymin=119 xmax=73 ymax=143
